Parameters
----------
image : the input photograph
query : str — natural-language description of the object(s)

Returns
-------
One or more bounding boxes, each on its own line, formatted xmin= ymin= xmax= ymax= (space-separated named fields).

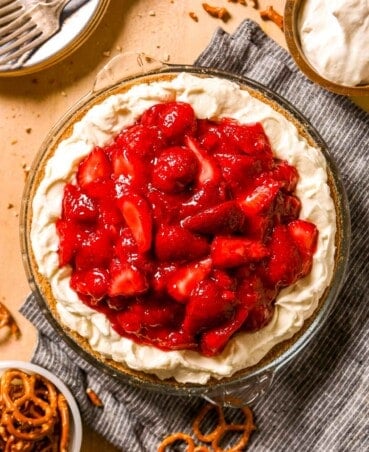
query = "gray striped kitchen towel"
xmin=20 ymin=20 xmax=369 ymax=451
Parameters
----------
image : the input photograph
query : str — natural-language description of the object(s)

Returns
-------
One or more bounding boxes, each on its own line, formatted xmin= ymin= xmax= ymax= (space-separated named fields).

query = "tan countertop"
xmin=0 ymin=1 xmax=368 ymax=450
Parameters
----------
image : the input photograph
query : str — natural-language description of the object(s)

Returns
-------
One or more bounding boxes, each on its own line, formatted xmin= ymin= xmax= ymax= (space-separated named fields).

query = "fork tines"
xmin=0 ymin=0 xmax=24 ymax=27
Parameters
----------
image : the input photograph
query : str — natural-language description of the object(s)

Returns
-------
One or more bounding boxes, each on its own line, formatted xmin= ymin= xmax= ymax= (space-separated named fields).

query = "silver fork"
xmin=0 ymin=0 xmax=71 ymax=67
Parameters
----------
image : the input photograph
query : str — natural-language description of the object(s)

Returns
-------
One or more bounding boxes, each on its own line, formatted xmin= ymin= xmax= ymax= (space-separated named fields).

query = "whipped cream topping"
xmin=31 ymin=73 xmax=336 ymax=384
xmin=298 ymin=0 xmax=369 ymax=86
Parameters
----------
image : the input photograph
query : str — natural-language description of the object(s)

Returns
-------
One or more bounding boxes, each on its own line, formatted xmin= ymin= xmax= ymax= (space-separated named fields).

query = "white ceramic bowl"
xmin=0 ymin=360 xmax=82 ymax=451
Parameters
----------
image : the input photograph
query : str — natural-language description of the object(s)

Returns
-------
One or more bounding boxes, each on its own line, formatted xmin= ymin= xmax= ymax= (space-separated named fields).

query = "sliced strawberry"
xmin=197 ymin=119 xmax=230 ymax=153
xmin=185 ymin=136 xmax=221 ymax=185
xmin=82 ymin=178 xmax=116 ymax=200
xmin=271 ymin=160 xmax=299 ymax=192
xmin=108 ymin=260 xmax=148 ymax=297
xmin=200 ymin=302 xmax=249 ymax=356
xmin=114 ymin=227 xmax=138 ymax=260
xmin=145 ymin=188 xmax=186 ymax=227
xmin=155 ymin=225 xmax=210 ymax=262
xmin=180 ymin=181 xmax=227 ymax=219
xmin=211 ymin=269 xmax=236 ymax=291
xmin=240 ymin=179 xmax=281 ymax=215
xmin=182 ymin=279 xmax=235 ymax=336
xmin=111 ymin=148 xmax=149 ymax=188
xmin=115 ymin=297 xmax=183 ymax=334
xmin=220 ymin=119 xmax=273 ymax=160
xmin=276 ymin=194 xmax=301 ymax=224
xmin=77 ymin=147 xmax=112 ymax=188
xmin=56 ymin=219 xmax=85 ymax=267
xmin=181 ymin=201 xmax=245 ymax=235
xmin=74 ymin=228 xmax=112 ymax=270
xmin=288 ymin=219 xmax=318 ymax=256
xmin=62 ymin=184 xmax=97 ymax=222
xmin=115 ymin=124 xmax=165 ymax=160
xmin=237 ymin=274 xmax=265 ymax=310
xmin=288 ymin=219 xmax=318 ymax=275
xmin=242 ymin=303 xmax=274 ymax=332
xmin=140 ymin=101 xmax=196 ymax=142
xmin=117 ymin=192 xmax=152 ymax=253
xmin=70 ymin=268 xmax=109 ymax=301
xmin=149 ymin=329 xmax=196 ymax=351
xmin=167 ymin=258 xmax=212 ymax=302
xmin=97 ymin=198 xmax=123 ymax=239
xmin=214 ymin=153 xmax=264 ymax=194
xmin=264 ymin=225 xmax=302 ymax=286
xmin=237 ymin=274 xmax=277 ymax=324
xmin=152 ymin=146 xmax=199 ymax=193
xmin=151 ymin=263 xmax=177 ymax=294
xmin=211 ymin=237 xmax=269 ymax=268
xmin=239 ymin=179 xmax=281 ymax=239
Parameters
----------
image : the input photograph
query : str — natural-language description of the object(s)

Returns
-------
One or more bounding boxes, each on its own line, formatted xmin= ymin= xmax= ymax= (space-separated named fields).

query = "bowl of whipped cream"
xmin=285 ymin=0 xmax=369 ymax=95
xmin=20 ymin=65 xmax=351 ymax=407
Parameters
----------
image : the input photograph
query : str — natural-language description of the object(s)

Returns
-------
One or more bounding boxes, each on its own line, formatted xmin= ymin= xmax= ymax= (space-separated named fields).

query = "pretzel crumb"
xmin=202 ymin=3 xmax=230 ymax=21
xmin=260 ymin=6 xmax=284 ymax=30
xmin=86 ymin=388 xmax=103 ymax=407
xmin=189 ymin=11 xmax=199 ymax=22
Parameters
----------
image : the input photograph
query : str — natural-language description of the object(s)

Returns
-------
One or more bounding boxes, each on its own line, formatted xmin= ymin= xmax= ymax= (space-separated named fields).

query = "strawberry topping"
xmin=56 ymin=101 xmax=318 ymax=356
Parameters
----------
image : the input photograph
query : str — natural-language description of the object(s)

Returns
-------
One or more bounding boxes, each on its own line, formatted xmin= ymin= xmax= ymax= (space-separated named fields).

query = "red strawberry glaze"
xmin=57 ymin=101 xmax=318 ymax=357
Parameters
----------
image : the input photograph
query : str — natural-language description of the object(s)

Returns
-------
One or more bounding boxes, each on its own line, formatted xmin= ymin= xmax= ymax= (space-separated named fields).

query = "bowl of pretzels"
xmin=0 ymin=361 xmax=82 ymax=452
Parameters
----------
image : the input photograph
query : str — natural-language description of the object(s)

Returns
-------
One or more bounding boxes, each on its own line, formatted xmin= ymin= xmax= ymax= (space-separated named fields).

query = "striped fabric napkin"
xmin=21 ymin=20 xmax=369 ymax=451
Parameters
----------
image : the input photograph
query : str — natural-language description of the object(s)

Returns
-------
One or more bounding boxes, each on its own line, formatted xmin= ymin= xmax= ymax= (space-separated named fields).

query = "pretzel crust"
xmin=0 ymin=369 xmax=70 ymax=451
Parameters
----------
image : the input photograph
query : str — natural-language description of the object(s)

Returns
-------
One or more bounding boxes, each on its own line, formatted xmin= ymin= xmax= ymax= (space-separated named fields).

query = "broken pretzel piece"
xmin=202 ymin=3 xmax=230 ymax=21
xmin=228 ymin=0 xmax=247 ymax=5
xmin=260 ymin=6 xmax=284 ymax=31
xmin=189 ymin=11 xmax=199 ymax=22
xmin=0 ymin=301 xmax=20 ymax=341
xmin=86 ymin=387 xmax=104 ymax=407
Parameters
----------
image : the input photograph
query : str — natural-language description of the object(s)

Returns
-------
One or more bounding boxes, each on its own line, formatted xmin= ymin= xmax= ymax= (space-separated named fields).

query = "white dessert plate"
xmin=0 ymin=0 xmax=109 ymax=76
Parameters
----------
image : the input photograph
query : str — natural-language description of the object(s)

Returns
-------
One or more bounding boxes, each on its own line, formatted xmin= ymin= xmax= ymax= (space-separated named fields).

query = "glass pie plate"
xmin=20 ymin=63 xmax=350 ymax=407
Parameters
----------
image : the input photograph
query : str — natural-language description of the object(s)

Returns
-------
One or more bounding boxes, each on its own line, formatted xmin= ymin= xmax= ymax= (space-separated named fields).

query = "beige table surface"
xmin=0 ymin=1 xmax=368 ymax=450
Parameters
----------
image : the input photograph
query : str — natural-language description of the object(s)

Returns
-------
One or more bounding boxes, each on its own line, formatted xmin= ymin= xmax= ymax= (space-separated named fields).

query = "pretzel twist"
xmin=0 ymin=369 xmax=70 ymax=451
xmin=159 ymin=402 xmax=255 ymax=451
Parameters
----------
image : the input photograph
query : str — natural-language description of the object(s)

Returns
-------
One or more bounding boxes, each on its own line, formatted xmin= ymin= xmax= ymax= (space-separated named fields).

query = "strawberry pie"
xmin=30 ymin=73 xmax=336 ymax=384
